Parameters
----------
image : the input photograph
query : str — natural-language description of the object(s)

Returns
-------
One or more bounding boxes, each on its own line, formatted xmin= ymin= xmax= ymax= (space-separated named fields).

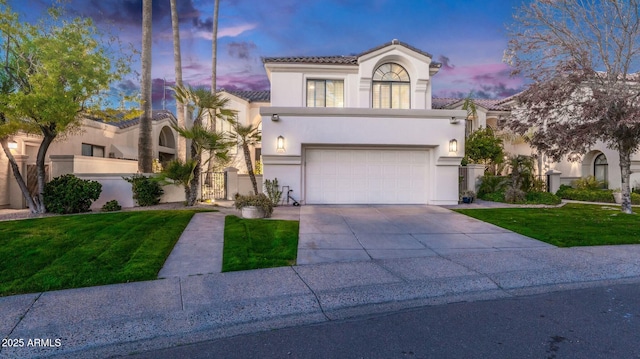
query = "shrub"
xmin=632 ymin=193 xmax=640 ymax=205
xmin=478 ymin=175 xmax=508 ymax=196
xmin=234 ymin=193 xmax=274 ymax=218
xmin=573 ymin=176 xmax=606 ymax=190
xmin=479 ymin=191 xmax=505 ymax=202
xmin=556 ymin=187 xmax=615 ymax=203
xmin=525 ymin=191 xmax=562 ymax=205
xmin=124 ymin=174 xmax=164 ymax=206
xmin=264 ymin=178 xmax=283 ymax=207
xmin=504 ymin=187 xmax=526 ymax=203
xmin=43 ymin=174 xmax=102 ymax=214
xmin=101 ymin=200 xmax=122 ymax=212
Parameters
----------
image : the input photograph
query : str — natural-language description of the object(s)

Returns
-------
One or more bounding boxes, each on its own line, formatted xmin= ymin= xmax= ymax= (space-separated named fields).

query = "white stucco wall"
xmin=261 ymin=107 xmax=466 ymax=205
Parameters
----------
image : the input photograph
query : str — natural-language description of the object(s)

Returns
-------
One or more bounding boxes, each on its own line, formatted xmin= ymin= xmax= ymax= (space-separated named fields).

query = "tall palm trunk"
xmin=170 ymin=0 xmax=186 ymax=162
xmin=205 ymin=0 xmax=221 ymax=181
xmin=138 ymin=0 xmax=153 ymax=173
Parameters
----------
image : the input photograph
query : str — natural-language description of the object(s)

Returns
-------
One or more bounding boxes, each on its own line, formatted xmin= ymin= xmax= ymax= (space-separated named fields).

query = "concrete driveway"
xmin=297 ymin=205 xmax=553 ymax=265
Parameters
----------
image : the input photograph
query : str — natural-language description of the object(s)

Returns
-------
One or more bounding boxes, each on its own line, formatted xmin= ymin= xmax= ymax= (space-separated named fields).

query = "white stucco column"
xmin=466 ymin=164 xmax=487 ymax=192
xmin=224 ymin=167 xmax=239 ymax=200
xmin=546 ymin=169 xmax=562 ymax=194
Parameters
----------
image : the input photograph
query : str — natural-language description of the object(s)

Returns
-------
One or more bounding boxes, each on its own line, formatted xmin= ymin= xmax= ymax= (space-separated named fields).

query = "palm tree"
xmin=170 ymin=0 xmax=186 ymax=162
xmin=228 ymin=118 xmax=261 ymax=194
xmin=173 ymin=85 xmax=235 ymax=205
xmin=138 ymin=0 xmax=153 ymax=172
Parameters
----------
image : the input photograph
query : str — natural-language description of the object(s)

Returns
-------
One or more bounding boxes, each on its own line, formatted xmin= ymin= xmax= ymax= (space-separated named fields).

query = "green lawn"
xmin=455 ymin=203 xmax=640 ymax=247
xmin=222 ymin=215 xmax=299 ymax=272
xmin=0 ymin=210 xmax=203 ymax=296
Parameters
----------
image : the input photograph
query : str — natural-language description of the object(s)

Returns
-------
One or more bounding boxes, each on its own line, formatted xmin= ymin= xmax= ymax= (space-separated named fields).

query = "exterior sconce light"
xmin=450 ymin=117 xmax=459 ymax=124
xmin=449 ymin=139 xmax=458 ymax=153
xmin=276 ymin=135 xmax=285 ymax=152
xmin=271 ymin=114 xmax=280 ymax=121
xmin=567 ymin=152 xmax=582 ymax=163
xmin=8 ymin=140 xmax=18 ymax=150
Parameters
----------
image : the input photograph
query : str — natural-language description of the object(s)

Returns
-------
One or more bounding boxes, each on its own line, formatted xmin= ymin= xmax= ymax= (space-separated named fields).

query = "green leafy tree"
xmin=172 ymin=85 xmax=235 ymax=205
xmin=227 ymin=118 xmax=262 ymax=194
xmin=0 ymin=2 xmax=130 ymax=213
xmin=464 ymin=127 xmax=505 ymax=171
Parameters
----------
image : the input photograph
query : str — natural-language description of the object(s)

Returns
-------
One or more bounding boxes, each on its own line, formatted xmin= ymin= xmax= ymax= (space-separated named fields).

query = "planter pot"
xmin=613 ymin=192 xmax=622 ymax=204
xmin=462 ymin=197 xmax=473 ymax=204
xmin=241 ymin=206 xmax=265 ymax=219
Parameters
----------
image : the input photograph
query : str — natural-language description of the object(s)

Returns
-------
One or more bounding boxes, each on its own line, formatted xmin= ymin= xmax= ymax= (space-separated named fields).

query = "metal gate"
xmin=201 ymin=172 xmax=226 ymax=201
xmin=458 ymin=166 xmax=468 ymax=195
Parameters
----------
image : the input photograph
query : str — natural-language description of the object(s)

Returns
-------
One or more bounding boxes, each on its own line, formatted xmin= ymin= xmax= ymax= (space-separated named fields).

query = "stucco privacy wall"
xmin=261 ymin=107 xmax=466 ymax=205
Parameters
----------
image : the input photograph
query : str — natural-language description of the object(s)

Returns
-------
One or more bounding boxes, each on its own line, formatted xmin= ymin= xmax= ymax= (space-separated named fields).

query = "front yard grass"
xmin=455 ymin=203 xmax=640 ymax=247
xmin=222 ymin=215 xmax=299 ymax=272
xmin=0 ymin=210 xmax=205 ymax=296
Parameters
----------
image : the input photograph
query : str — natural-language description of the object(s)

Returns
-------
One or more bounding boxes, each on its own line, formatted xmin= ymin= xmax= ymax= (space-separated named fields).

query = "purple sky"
xmin=12 ymin=0 xmax=527 ymax=110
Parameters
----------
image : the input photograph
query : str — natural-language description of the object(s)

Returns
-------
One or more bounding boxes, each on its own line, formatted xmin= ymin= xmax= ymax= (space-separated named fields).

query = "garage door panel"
xmin=306 ymin=148 xmax=428 ymax=204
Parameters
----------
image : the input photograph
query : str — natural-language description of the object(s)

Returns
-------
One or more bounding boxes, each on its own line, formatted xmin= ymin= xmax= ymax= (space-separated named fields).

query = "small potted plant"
xmin=461 ymin=190 xmax=476 ymax=204
xmin=234 ymin=192 xmax=274 ymax=218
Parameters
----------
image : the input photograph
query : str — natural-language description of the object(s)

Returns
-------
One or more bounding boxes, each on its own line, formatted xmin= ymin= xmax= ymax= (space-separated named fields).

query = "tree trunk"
xmin=205 ymin=0 xmax=220 ymax=176
xmin=187 ymin=150 xmax=200 ymax=206
xmin=619 ymin=149 xmax=633 ymax=214
xmin=0 ymin=137 xmax=38 ymax=212
xmin=138 ymin=0 xmax=153 ymax=173
xmin=34 ymin=129 xmax=55 ymax=213
xmin=170 ymin=0 xmax=186 ymax=162
xmin=242 ymin=142 xmax=258 ymax=194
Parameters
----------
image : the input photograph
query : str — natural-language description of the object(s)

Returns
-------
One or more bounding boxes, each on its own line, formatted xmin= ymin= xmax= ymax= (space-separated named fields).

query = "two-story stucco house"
xmin=260 ymin=40 xmax=467 ymax=205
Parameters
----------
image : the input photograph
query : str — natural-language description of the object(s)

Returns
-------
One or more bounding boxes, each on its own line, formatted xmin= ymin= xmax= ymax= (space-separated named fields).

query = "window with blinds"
xmin=372 ymin=63 xmax=410 ymax=109
xmin=307 ymin=79 xmax=344 ymax=107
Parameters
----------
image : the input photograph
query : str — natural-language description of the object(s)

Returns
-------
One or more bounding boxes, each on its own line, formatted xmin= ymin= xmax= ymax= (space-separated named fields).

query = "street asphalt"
xmin=1 ymin=202 xmax=640 ymax=358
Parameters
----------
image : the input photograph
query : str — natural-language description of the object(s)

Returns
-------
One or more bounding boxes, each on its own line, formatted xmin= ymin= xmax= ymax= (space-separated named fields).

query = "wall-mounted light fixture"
xmin=271 ymin=114 xmax=280 ymax=121
xmin=450 ymin=117 xmax=459 ymax=124
xmin=449 ymin=139 xmax=458 ymax=153
xmin=567 ymin=152 xmax=582 ymax=163
xmin=8 ymin=140 xmax=18 ymax=150
xmin=276 ymin=135 xmax=285 ymax=152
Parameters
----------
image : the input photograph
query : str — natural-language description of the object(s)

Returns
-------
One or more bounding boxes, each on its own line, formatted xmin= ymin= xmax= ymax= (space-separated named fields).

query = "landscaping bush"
xmin=504 ymin=187 xmax=526 ymax=203
xmin=101 ymin=200 xmax=122 ymax=212
xmin=43 ymin=174 xmax=102 ymax=214
xmin=234 ymin=193 xmax=274 ymax=218
xmin=479 ymin=191 xmax=505 ymax=202
xmin=124 ymin=174 xmax=164 ymax=206
xmin=525 ymin=191 xmax=562 ymax=205
xmin=573 ymin=175 xmax=606 ymax=190
xmin=555 ymin=187 xmax=615 ymax=203
xmin=477 ymin=175 xmax=508 ymax=196
xmin=264 ymin=178 xmax=283 ymax=207
xmin=633 ymin=193 xmax=640 ymax=205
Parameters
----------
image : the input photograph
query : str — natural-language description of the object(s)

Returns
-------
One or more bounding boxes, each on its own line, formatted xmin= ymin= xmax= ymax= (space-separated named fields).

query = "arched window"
xmin=158 ymin=126 xmax=175 ymax=149
xmin=594 ymin=153 xmax=608 ymax=188
xmin=372 ymin=63 xmax=410 ymax=109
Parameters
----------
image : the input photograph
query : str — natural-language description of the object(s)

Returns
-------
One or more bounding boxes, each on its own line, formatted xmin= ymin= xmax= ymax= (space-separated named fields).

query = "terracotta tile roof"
xmin=262 ymin=55 xmax=358 ymax=65
xmin=90 ymin=110 xmax=177 ymax=129
xmin=262 ymin=40 xmax=441 ymax=68
xmin=431 ymin=98 xmax=462 ymax=109
xmin=223 ymin=90 xmax=271 ymax=103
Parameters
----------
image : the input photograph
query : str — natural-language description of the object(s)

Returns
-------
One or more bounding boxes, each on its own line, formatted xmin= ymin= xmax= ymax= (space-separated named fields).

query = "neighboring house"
xmin=260 ymin=40 xmax=466 ymax=205
xmin=1 ymin=110 xmax=178 ymax=209
xmin=498 ymin=95 xmax=640 ymax=190
xmin=218 ymin=90 xmax=269 ymax=172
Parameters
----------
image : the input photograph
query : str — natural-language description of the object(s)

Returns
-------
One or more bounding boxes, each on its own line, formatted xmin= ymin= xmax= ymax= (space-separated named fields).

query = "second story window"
xmin=307 ymin=79 xmax=344 ymax=107
xmin=372 ymin=63 xmax=410 ymax=109
xmin=82 ymin=143 xmax=105 ymax=157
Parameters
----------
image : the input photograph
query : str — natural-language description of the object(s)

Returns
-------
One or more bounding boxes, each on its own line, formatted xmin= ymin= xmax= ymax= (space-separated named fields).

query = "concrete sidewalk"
xmin=2 ymin=205 xmax=640 ymax=358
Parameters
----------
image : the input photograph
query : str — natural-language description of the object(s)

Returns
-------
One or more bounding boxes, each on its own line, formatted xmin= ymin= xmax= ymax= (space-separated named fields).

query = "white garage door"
xmin=305 ymin=148 xmax=429 ymax=204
